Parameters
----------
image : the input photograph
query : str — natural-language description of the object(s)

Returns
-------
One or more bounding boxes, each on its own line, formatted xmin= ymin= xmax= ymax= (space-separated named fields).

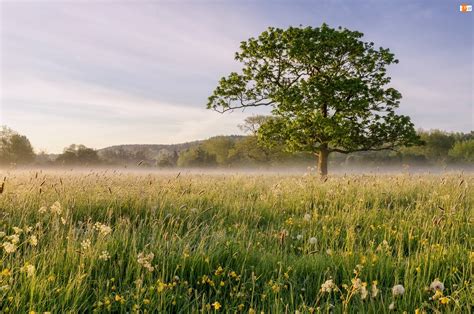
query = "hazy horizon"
xmin=1 ymin=0 xmax=473 ymax=153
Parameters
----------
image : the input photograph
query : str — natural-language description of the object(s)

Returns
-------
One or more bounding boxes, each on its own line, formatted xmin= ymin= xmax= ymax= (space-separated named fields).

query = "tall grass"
xmin=0 ymin=170 xmax=472 ymax=313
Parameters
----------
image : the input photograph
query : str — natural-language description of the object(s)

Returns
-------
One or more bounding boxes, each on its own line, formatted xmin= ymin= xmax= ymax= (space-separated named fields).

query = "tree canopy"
xmin=207 ymin=24 xmax=421 ymax=175
xmin=0 ymin=126 xmax=35 ymax=165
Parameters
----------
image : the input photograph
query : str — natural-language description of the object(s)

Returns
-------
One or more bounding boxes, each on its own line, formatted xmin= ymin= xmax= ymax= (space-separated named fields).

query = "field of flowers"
xmin=0 ymin=170 xmax=472 ymax=313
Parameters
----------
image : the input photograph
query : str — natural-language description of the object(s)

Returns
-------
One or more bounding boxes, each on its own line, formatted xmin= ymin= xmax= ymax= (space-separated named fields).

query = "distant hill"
xmin=98 ymin=140 xmax=204 ymax=155
xmin=97 ymin=135 xmax=245 ymax=165
xmin=98 ymin=135 xmax=245 ymax=154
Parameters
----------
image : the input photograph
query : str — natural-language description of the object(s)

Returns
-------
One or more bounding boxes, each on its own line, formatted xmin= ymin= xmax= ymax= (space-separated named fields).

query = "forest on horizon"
xmin=1 ymin=123 xmax=473 ymax=169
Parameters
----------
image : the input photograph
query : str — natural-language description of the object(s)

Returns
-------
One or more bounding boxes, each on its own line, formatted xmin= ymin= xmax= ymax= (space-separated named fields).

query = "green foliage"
xmin=0 ymin=126 xmax=35 ymax=165
xmin=449 ymin=140 xmax=474 ymax=162
xmin=55 ymin=144 xmax=100 ymax=165
xmin=400 ymin=130 xmax=473 ymax=165
xmin=177 ymin=146 xmax=217 ymax=167
xmin=156 ymin=149 xmax=178 ymax=168
xmin=207 ymin=24 xmax=421 ymax=174
xmin=202 ymin=137 xmax=235 ymax=165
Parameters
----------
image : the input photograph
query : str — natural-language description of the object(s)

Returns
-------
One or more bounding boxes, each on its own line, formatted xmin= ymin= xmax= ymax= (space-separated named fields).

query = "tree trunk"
xmin=318 ymin=145 xmax=329 ymax=177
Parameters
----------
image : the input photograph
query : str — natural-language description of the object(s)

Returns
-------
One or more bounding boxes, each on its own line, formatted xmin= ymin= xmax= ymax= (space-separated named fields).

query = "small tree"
xmin=0 ymin=126 xmax=35 ymax=165
xmin=56 ymin=144 xmax=100 ymax=165
xmin=207 ymin=24 xmax=421 ymax=176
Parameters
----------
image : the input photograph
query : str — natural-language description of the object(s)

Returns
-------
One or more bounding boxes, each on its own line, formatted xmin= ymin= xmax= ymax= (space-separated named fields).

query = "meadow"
xmin=0 ymin=170 xmax=472 ymax=313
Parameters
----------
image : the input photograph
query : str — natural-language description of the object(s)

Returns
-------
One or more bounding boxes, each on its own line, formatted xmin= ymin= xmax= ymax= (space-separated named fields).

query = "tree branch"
xmin=213 ymin=101 xmax=275 ymax=113
xmin=330 ymin=146 xmax=399 ymax=154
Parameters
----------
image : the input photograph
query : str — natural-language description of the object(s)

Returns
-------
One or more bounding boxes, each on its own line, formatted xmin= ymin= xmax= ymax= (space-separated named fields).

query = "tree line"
xmin=1 ymin=124 xmax=472 ymax=168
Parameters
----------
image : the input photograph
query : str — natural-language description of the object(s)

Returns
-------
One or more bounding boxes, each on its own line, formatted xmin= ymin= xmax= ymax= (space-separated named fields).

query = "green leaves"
xmin=207 ymin=24 xmax=421 ymax=168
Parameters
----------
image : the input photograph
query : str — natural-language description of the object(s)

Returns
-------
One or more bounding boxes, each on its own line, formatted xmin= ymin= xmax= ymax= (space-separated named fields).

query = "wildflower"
xmin=20 ymin=263 xmax=35 ymax=277
xmin=215 ymin=266 xmax=224 ymax=276
xmin=296 ymin=234 xmax=303 ymax=240
xmin=99 ymin=250 xmax=111 ymax=261
xmin=360 ymin=283 xmax=368 ymax=299
xmin=94 ymin=222 xmax=112 ymax=236
xmin=3 ymin=242 xmax=16 ymax=253
xmin=431 ymin=289 xmax=443 ymax=300
xmin=7 ymin=234 xmax=20 ymax=244
xmin=81 ymin=239 xmax=91 ymax=250
xmin=137 ymin=252 xmax=154 ymax=272
xmin=50 ymin=201 xmax=62 ymax=215
xmin=0 ymin=231 xmax=5 ymax=238
xmin=29 ymin=235 xmax=38 ymax=246
xmin=1 ymin=268 xmax=11 ymax=276
xmin=212 ymin=301 xmax=222 ymax=310
xmin=352 ymin=278 xmax=362 ymax=290
xmin=440 ymin=296 xmax=450 ymax=304
xmin=61 ymin=217 xmax=67 ymax=225
xmin=370 ymin=281 xmax=379 ymax=298
xmin=392 ymin=284 xmax=405 ymax=297
xmin=38 ymin=206 xmax=48 ymax=214
xmin=309 ymin=237 xmax=317 ymax=244
xmin=12 ymin=227 xmax=23 ymax=234
xmin=25 ymin=226 xmax=33 ymax=233
xmin=115 ymin=294 xmax=122 ymax=302
xmin=430 ymin=279 xmax=445 ymax=292
xmin=303 ymin=213 xmax=312 ymax=221
xmin=376 ymin=240 xmax=391 ymax=252
xmin=143 ymin=299 xmax=150 ymax=304
xmin=326 ymin=249 xmax=333 ymax=255
xmin=320 ymin=279 xmax=336 ymax=293
xmin=388 ymin=302 xmax=395 ymax=310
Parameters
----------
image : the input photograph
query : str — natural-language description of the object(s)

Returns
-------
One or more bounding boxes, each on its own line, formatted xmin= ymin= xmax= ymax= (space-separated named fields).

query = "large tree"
xmin=207 ymin=24 xmax=421 ymax=176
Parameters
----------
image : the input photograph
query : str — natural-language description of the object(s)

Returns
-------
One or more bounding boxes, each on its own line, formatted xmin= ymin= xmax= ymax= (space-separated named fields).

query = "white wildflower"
xmin=7 ymin=234 xmax=20 ymax=244
xmin=303 ymin=213 xmax=312 ymax=221
xmin=430 ymin=279 xmax=445 ymax=292
xmin=388 ymin=302 xmax=395 ymax=310
xmin=29 ymin=235 xmax=38 ymax=246
xmin=99 ymin=250 xmax=111 ymax=261
xmin=25 ymin=226 xmax=33 ymax=233
xmin=61 ymin=217 xmax=67 ymax=225
xmin=137 ymin=252 xmax=154 ymax=272
xmin=371 ymin=281 xmax=379 ymax=298
xmin=360 ymin=285 xmax=368 ymax=299
xmin=352 ymin=278 xmax=362 ymax=290
xmin=50 ymin=201 xmax=62 ymax=215
xmin=38 ymin=206 xmax=48 ymax=214
xmin=94 ymin=222 xmax=112 ymax=236
xmin=81 ymin=239 xmax=91 ymax=250
xmin=320 ymin=279 xmax=336 ymax=293
xmin=296 ymin=234 xmax=303 ymax=240
xmin=20 ymin=263 xmax=35 ymax=277
xmin=2 ymin=242 xmax=17 ymax=253
xmin=12 ymin=227 xmax=22 ymax=234
xmin=392 ymin=284 xmax=405 ymax=297
xmin=309 ymin=237 xmax=317 ymax=244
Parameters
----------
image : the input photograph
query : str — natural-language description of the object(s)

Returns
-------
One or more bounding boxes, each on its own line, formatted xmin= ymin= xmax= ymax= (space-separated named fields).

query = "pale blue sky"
xmin=0 ymin=0 xmax=472 ymax=153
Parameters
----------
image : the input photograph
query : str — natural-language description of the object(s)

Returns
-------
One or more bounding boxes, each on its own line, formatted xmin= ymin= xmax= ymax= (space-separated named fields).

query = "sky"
xmin=0 ymin=0 xmax=472 ymax=153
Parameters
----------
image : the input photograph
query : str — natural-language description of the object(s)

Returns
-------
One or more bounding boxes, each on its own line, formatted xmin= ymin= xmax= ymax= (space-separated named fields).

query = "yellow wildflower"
xmin=440 ymin=297 xmax=450 ymax=304
xmin=212 ymin=301 xmax=222 ymax=310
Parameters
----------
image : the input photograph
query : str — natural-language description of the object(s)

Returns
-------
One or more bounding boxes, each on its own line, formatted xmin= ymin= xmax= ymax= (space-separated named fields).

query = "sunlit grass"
xmin=0 ymin=170 xmax=472 ymax=313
